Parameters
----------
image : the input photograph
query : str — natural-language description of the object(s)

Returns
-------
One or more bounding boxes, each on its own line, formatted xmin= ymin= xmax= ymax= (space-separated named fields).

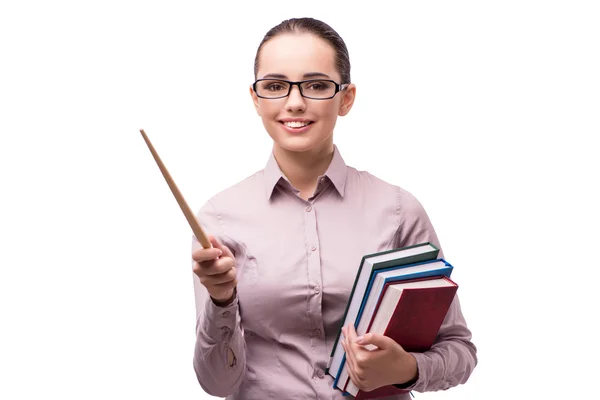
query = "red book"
xmin=345 ymin=276 xmax=458 ymax=400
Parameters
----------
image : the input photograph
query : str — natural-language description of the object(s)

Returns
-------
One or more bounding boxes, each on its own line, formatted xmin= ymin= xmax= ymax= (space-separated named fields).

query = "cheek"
xmin=321 ymin=98 xmax=341 ymax=114
xmin=257 ymin=104 xmax=282 ymax=138
xmin=318 ymin=103 xmax=341 ymax=124
xmin=257 ymin=101 xmax=281 ymax=120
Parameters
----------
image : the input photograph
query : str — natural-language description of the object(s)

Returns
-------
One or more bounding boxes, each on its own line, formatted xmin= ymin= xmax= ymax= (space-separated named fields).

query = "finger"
xmin=209 ymin=235 xmax=234 ymax=259
xmin=344 ymin=324 xmax=354 ymax=341
xmin=348 ymin=323 xmax=369 ymax=351
xmin=212 ymin=278 xmax=238 ymax=289
xmin=357 ymin=332 xmax=394 ymax=350
xmin=349 ymin=322 xmax=360 ymax=339
xmin=342 ymin=327 xmax=359 ymax=371
xmin=346 ymin=324 xmax=364 ymax=350
xmin=192 ymin=258 xmax=231 ymax=281
xmin=191 ymin=247 xmax=223 ymax=263
xmin=202 ymin=256 xmax=236 ymax=276
xmin=192 ymin=253 xmax=235 ymax=277
xmin=201 ymin=267 xmax=237 ymax=286
xmin=341 ymin=340 xmax=362 ymax=390
xmin=347 ymin=364 xmax=363 ymax=391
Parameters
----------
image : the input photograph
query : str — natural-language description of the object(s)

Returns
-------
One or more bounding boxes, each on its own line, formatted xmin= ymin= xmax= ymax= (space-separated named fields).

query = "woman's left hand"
xmin=341 ymin=324 xmax=418 ymax=392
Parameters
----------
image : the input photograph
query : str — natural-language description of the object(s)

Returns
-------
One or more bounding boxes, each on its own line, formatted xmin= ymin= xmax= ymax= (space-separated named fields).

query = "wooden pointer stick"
xmin=139 ymin=129 xmax=211 ymax=249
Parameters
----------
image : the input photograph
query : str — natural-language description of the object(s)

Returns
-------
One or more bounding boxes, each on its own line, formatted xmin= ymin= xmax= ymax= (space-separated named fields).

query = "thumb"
xmin=356 ymin=333 xmax=394 ymax=350
xmin=209 ymin=235 xmax=234 ymax=258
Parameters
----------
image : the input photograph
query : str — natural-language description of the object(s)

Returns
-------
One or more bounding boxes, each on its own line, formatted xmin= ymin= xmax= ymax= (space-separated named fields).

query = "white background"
xmin=1 ymin=1 xmax=599 ymax=399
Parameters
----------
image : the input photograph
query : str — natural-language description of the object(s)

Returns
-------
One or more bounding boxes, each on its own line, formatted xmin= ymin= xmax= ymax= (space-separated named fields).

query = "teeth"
xmin=284 ymin=121 xmax=309 ymax=128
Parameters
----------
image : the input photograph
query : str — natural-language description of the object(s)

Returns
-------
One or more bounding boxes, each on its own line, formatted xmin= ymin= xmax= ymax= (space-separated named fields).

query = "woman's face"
xmin=250 ymin=33 xmax=356 ymax=156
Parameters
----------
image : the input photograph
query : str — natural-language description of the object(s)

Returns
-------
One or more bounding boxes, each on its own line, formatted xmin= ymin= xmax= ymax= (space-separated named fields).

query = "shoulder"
xmin=196 ymin=168 xmax=266 ymax=231
xmin=195 ymin=169 xmax=265 ymax=252
xmin=349 ymin=167 xmax=441 ymax=249
xmin=347 ymin=167 xmax=425 ymax=213
xmin=203 ymin=169 xmax=266 ymax=212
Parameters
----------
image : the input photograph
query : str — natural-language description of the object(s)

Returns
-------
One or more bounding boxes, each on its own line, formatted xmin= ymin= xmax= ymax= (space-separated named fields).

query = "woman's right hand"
xmin=192 ymin=235 xmax=238 ymax=304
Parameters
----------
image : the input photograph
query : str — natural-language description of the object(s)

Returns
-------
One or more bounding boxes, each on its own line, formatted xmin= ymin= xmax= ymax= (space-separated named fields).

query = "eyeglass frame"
xmin=252 ymin=78 xmax=349 ymax=100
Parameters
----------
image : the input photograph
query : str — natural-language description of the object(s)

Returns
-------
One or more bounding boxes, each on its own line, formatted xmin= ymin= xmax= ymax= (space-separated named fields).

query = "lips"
xmin=279 ymin=119 xmax=314 ymax=134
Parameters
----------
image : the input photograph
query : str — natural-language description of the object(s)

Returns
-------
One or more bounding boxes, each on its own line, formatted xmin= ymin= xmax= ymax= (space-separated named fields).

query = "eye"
xmin=262 ymin=81 xmax=288 ymax=92
xmin=266 ymin=83 xmax=283 ymax=91
xmin=306 ymin=81 xmax=331 ymax=91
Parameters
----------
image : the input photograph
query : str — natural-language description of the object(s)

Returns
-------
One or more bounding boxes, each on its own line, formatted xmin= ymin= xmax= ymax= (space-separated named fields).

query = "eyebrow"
xmin=261 ymin=72 xmax=332 ymax=80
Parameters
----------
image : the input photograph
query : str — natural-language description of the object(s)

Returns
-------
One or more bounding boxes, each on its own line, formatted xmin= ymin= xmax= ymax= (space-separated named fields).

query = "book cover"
xmin=346 ymin=277 xmax=458 ymax=399
xmin=327 ymin=242 xmax=439 ymax=378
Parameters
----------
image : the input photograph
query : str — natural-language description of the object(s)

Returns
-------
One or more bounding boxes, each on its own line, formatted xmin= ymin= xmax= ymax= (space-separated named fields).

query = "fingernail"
xmin=355 ymin=336 xmax=363 ymax=344
xmin=217 ymin=249 xmax=223 ymax=256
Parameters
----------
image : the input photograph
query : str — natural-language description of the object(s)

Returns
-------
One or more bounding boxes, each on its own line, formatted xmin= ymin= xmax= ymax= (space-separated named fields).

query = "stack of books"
xmin=326 ymin=242 xmax=458 ymax=399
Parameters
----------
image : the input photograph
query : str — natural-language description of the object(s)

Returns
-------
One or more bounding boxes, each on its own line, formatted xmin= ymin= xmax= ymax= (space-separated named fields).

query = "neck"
xmin=273 ymin=142 xmax=335 ymax=197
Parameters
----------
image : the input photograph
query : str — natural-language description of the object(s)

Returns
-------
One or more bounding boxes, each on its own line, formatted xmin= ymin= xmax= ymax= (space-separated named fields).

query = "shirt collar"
xmin=264 ymin=145 xmax=348 ymax=199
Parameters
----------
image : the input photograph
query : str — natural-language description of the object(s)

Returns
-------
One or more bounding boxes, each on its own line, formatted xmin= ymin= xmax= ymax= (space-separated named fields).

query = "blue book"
xmin=333 ymin=258 xmax=454 ymax=391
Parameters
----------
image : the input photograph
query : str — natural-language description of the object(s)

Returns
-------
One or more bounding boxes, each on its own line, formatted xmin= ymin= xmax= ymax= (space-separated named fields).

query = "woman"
xmin=191 ymin=17 xmax=477 ymax=399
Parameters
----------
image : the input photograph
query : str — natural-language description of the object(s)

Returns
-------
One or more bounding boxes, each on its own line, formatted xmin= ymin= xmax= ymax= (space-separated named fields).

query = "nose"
xmin=284 ymin=84 xmax=306 ymax=112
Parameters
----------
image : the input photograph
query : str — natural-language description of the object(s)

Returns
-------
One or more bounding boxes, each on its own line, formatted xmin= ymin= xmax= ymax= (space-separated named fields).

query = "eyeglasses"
xmin=253 ymin=79 xmax=348 ymax=100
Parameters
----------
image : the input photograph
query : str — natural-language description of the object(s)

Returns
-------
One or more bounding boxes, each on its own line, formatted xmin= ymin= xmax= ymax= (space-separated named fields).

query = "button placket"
xmin=303 ymin=201 xmax=327 ymax=371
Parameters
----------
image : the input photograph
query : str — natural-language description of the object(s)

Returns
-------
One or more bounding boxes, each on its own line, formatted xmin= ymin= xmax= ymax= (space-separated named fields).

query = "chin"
xmin=276 ymin=137 xmax=317 ymax=153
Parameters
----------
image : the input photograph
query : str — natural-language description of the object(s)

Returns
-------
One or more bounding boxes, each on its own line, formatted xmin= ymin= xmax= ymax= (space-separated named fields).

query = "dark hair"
xmin=254 ymin=17 xmax=351 ymax=84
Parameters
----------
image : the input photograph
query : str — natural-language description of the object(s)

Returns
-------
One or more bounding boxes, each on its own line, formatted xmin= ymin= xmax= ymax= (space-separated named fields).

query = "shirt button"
xmin=314 ymin=286 xmax=321 ymax=294
xmin=222 ymin=311 xmax=231 ymax=318
xmin=310 ymin=245 xmax=317 ymax=251
xmin=317 ymin=369 xmax=325 ymax=378
xmin=305 ymin=205 xmax=312 ymax=212
xmin=312 ymin=329 xmax=321 ymax=337
xmin=220 ymin=326 xmax=231 ymax=339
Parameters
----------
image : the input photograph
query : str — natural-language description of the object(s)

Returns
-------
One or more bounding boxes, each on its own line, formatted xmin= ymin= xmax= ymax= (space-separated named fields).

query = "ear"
xmin=338 ymin=83 xmax=356 ymax=117
xmin=249 ymin=85 xmax=261 ymax=116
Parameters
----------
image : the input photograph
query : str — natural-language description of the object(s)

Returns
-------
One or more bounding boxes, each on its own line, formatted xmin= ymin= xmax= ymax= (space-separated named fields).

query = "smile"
xmin=282 ymin=121 xmax=313 ymax=128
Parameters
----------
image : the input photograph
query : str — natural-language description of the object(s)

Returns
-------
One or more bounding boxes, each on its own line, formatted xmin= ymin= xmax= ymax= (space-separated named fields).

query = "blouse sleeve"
xmin=191 ymin=199 xmax=247 ymax=397
xmin=393 ymin=187 xmax=478 ymax=392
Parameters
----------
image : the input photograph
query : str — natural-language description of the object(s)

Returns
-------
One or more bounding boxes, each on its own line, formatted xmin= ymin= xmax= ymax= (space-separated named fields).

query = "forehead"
xmin=257 ymin=33 xmax=339 ymax=80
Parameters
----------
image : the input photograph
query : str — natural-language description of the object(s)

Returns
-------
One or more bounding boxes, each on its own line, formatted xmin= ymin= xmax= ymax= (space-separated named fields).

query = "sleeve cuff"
xmin=393 ymin=377 xmax=417 ymax=390
xmin=201 ymin=292 xmax=239 ymax=341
